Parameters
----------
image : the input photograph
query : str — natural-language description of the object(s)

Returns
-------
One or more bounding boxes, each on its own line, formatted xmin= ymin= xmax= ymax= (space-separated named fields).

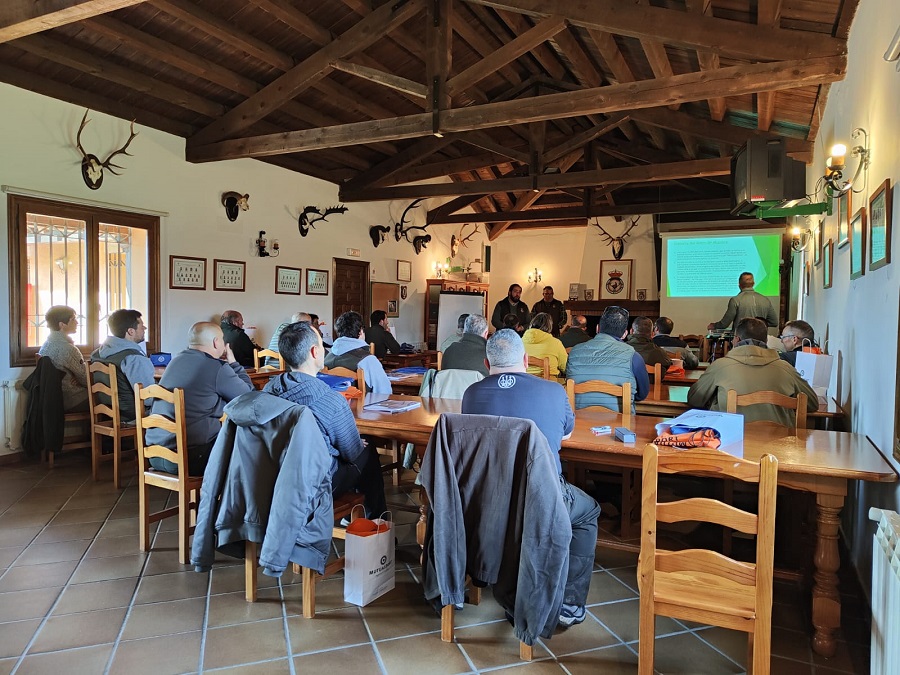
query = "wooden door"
xmin=332 ymin=258 xmax=369 ymax=324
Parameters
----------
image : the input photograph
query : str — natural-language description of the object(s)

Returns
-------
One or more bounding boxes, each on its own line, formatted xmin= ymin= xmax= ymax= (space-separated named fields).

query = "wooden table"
xmin=154 ymin=365 xmax=282 ymax=391
xmin=381 ymin=350 xmax=438 ymax=369
xmin=661 ymin=368 xmax=704 ymax=385
xmin=387 ymin=371 xmax=424 ymax=395
xmin=352 ymin=394 xmax=897 ymax=658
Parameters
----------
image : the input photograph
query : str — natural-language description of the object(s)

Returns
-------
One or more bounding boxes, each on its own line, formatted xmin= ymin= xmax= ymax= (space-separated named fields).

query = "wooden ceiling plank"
xmin=331 ymin=59 xmax=427 ymax=99
xmin=684 ymin=0 xmax=726 ymax=122
xmin=446 ymin=15 xmax=566 ymax=96
xmin=0 ymin=0 xmax=145 ymax=43
xmin=462 ymin=0 xmax=847 ymax=62
xmin=342 ymin=136 xmax=455 ymax=190
xmin=458 ymin=131 xmax=529 ymax=164
xmin=390 ymin=151 xmax=509 ymax=184
xmin=493 ymin=7 xmax=567 ymax=81
xmin=189 ymin=0 xmax=424 ymax=146
xmin=248 ymin=0 xmax=333 ymax=45
xmin=450 ymin=5 xmax=522 ymax=86
xmin=756 ymin=0 xmax=782 ymax=131
xmin=542 ymin=114 xmax=628 ymax=165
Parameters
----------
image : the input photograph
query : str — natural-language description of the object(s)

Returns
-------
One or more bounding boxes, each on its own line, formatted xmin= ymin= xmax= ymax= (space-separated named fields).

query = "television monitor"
xmin=731 ymin=138 xmax=807 ymax=216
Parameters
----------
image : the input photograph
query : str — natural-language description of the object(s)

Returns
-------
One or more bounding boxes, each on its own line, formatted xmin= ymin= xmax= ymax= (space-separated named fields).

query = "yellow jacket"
xmin=522 ymin=329 xmax=568 ymax=377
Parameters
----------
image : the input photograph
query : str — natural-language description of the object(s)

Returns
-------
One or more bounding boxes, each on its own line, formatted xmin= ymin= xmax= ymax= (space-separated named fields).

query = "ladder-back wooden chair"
xmin=726 ymin=390 xmax=809 ymax=430
xmin=639 ymin=445 xmax=778 ymax=675
xmin=253 ymin=348 xmax=284 ymax=371
xmin=320 ymin=366 xmax=365 ymax=391
xmin=565 ymin=379 xmax=632 ymax=415
xmin=527 ymin=355 xmax=551 ymax=380
xmin=645 ymin=362 xmax=662 ymax=397
xmin=85 ymin=361 xmax=137 ymax=489
xmin=134 ymin=383 xmax=203 ymax=565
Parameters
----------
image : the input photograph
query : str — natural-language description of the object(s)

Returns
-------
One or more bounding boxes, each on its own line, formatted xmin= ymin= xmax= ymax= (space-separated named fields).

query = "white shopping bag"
xmin=794 ymin=350 xmax=833 ymax=390
xmin=344 ymin=515 xmax=395 ymax=606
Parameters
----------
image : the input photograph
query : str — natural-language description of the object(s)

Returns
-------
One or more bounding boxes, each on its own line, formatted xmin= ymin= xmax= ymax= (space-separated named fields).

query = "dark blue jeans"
xmin=560 ymin=475 xmax=601 ymax=606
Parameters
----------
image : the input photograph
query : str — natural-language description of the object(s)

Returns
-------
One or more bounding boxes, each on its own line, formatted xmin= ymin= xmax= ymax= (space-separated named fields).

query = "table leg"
xmin=811 ymin=492 xmax=843 ymax=658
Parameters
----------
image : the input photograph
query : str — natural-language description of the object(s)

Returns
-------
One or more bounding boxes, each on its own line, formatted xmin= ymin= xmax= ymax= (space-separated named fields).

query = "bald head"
xmin=188 ymin=322 xmax=225 ymax=357
xmin=292 ymin=312 xmax=311 ymax=323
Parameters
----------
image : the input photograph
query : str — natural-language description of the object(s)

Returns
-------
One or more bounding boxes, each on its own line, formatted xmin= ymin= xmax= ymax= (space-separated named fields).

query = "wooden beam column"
xmin=427 ymin=0 xmax=452 ymax=137
xmin=0 ymin=0 xmax=145 ymax=42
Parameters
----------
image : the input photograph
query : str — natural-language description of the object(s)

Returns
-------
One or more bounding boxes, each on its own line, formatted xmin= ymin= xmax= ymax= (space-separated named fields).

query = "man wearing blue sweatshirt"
xmin=323 ymin=311 xmax=392 ymax=394
xmin=91 ymin=309 xmax=156 ymax=422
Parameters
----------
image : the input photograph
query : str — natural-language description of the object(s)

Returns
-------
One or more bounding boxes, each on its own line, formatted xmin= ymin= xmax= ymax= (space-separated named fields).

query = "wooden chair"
xmin=33 ymin=355 xmax=92 ymax=468
xmin=678 ymin=334 xmax=703 ymax=350
xmin=436 ymin=351 xmax=443 ymax=370
xmin=645 ymin=362 xmax=662 ymax=397
xmin=244 ymin=492 xmax=366 ymax=614
xmin=85 ymin=361 xmax=137 ymax=489
xmin=253 ymin=348 xmax=284 ymax=371
xmin=725 ymin=390 xmax=809 ymax=430
xmin=134 ymin=383 xmax=202 ymax=565
xmin=639 ymin=444 xmax=778 ymax=675
xmin=527 ymin=355 xmax=551 ymax=380
xmin=320 ymin=366 xmax=365 ymax=391
xmin=565 ymin=378 xmax=632 ymax=414
xmin=369 ymin=342 xmax=376 ymax=355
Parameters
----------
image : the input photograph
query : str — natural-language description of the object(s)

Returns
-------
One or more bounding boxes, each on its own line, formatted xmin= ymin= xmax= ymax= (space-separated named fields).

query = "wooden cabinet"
xmin=424 ymin=278 xmax=490 ymax=350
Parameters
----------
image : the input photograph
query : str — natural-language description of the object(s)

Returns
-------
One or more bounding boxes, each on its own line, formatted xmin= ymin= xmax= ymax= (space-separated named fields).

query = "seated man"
xmin=461 ymin=329 xmax=600 ymax=627
xmin=651 ymin=317 xmax=698 ymax=369
xmin=567 ymin=306 xmax=650 ymax=412
xmin=264 ymin=322 xmax=386 ymax=518
xmin=220 ymin=310 xmax=262 ymax=368
xmin=687 ymin=318 xmax=818 ymax=426
xmin=324 ymin=311 xmax=392 ymax=394
xmin=560 ymin=315 xmax=591 ymax=349
xmin=308 ymin=314 xmax=331 ymax=349
xmin=503 ymin=313 xmax=524 ymax=336
xmin=778 ymin=320 xmax=816 ymax=367
xmin=266 ymin=312 xmax=310 ymax=364
xmin=364 ymin=310 xmax=402 ymax=358
xmin=441 ymin=314 xmax=489 ymax=376
xmin=626 ymin=316 xmax=673 ymax=371
xmin=147 ymin=322 xmax=253 ymax=475
xmin=440 ymin=313 xmax=468 ymax=353
xmin=90 ymin=309 xmax=156 ymax=422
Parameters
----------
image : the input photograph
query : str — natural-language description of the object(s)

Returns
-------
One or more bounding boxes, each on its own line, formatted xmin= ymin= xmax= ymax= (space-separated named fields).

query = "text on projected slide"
xmin=666 ymin=235 xmax=780 ymax=297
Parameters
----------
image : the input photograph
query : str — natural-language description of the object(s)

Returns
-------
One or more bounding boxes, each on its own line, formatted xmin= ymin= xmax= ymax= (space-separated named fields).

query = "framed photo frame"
xmin=837 ymin=192 xmax=851 ymax=248
xmin=823 ymin=239 xmax=833 ymax=289
xmin=169 ymin=255 xmax=206 ymax=290
xmin=213 ymin=259 xmax=246 ymax=292
xmin=814 ymin=219 xmax=823 ymax=266
xmin=306 ymin=268 xmax=329 ymax=295
xmin=397 ymin=259 xmax=412 ymax=283
xmin=804 ymin=260 xmax=811 ymax=296
xmin=387 ymin=299 xmax=398 ymax=316
xmin=371 ymin=281 xmax=400 ymax=318
xmin=275 ymin=266 xmax=302 ymax=295
xmin=869 ymin=178 xmax=893 ymax=272
xmin=849 ymin=207 xmax=866 ymax=280
xmin=599 ymin=259 xmax=633 ymax=300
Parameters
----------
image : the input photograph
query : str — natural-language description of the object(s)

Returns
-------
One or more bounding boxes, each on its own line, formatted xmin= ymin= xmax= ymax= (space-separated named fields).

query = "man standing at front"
xmin=708 ymin=272 xmax=777 ymax=332
xmin=531 ymin=286 xmax=567 ymax=337
xmin=91 ymin=309 xmax=155 ymax=422
xmin=462 ymin=329 xmax=600 ymax=627
xmin=491 ymin=283 xmax=530 ymax=332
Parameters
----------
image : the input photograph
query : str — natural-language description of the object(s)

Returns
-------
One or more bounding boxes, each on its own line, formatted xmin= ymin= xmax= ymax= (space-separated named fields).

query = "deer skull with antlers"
xmin=298 ymin=205 xmax=348 ymax=237
xmin=75 ymin=109 xmax=138 ymax=190
xmin=450 ymin=224 xmax=480 ymax=259
xmin=592 ymin=217 xmax=639 ymax=260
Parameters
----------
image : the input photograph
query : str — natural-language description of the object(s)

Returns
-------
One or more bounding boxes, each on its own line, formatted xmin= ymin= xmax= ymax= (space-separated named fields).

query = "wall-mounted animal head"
xmin=413 ymin=234 xmax=432 ymax=255
xmin=369 ymin=224 xmax=391 ymax=248
xmin=298 ymin=205 xmax=348 ymax=237
xmin=222 ymin=192 xmax=250 ymax=221
xmin=450 ymin=224 xmax=480 ymax=259
xmin=75 ymin=110 xmax=138 ymax=190
xmin=393 ymin=199 xmax=427 ymax=243
xmin=593 ymin=216 xmax=638 ymax=260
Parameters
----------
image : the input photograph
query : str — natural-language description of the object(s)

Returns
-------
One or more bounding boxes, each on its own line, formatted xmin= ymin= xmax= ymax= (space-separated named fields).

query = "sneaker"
xmin=558 ymin=604 xmax=586 ymax=627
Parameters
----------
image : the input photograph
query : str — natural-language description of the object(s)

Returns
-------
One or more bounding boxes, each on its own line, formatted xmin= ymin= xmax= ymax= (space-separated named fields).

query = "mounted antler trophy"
xmin=222 ymin=192 xmax=249 ymax=221
xmin=298 ymin=205 xmax=348 ymax=237
xmin=592 ymin=217 xmax=639 ymax=260
xmin=369 ymin=224 xmax=391 ymax=248
xmin=75 ymin=110 xmax=138 ymax=190
xmin=392 ymin=199 xmax=431 ymax=254
xmin=450 ymin=224 xmax=480 ymax=259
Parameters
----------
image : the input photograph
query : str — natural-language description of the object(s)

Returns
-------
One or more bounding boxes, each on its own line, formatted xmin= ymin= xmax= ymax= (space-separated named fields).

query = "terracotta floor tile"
xmin=772 ymin=655 xmax=813 ymax=675
xmin=0 ymin=618 xmax=42 ymax=658
xmin=360 ymin=591 xmax=443 ymax=641
xmin=287 ymin=606 xmax=371 ymax=654
xmin=590 ymin=598 xmax=683 ymax=644
xmin=85 ymin=534 xmax=140 ymax=559
xmin=109 ymin=631 xmax=202 ymax=675
xmin=539 ymin=612 xmax=618 ymax=657
xmin=53 ymin=577 xmax=138 ymax=615
xmin=208 ymin=588 xmax=284 ymax=628
xmin=292 ymin=644 xmax=381 ymax=672
xmin=0 ymin=560 xmax=78 ymax=592
xmin=14 ymin=538 xmax=92 ymax=566
xmin=70 ymin=553 xmax=148 ymax=584
xmin=32 ymin=522 xmax=102 ymax=544
xmin=649 ymin=631 xmax=744 ymax=674
xmin=453 ymin=620 xmax=549 ymax=670
xmin=280 ymin=575 xmax=353 ymax=616
xmin=29 ymin=607 xmax=127 ymax=653
xmin=135 ymin=569 xmax=210 ymax=604
xmin=0 ymin=657 xmax=14 ymax=675
xmin=585 ymin=570 xmax=638 ymax=605
xmin=203 ymin=618 xmax=288 ymax=670
xmin=16 ymin=644 xmax=113 ymax=674
xmin=121 ymin=596 xmax=206 ymax=639
xmin=0 ymin=546 xmax=24 ymax=569
xmin=97 ymin=517 xmax=143 ymax=539
xmin=206 ymin=658 xmax=292 ymax=674
xmin=0 ymin=586 xmax=62 ymax=622
xmin=0 ymin=526 xmax=41 ymax=548
xmin=0 ymin=510 xmax=57 ymax=530
xmin=558 ymin=644 xmax=639 ymax=674
xmin=490 ymin=660 xmax=569 ymax=673
xmin=375 ymin=633 xmax=473 ymax=675
xmin=211 ymin=563 xmax=277 ymax=596
xmin=49 ymin=506 xmax=112 ymax=525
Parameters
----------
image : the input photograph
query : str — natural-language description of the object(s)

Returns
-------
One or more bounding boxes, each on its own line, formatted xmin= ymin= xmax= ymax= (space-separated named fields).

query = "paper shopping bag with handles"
xmin=794 ymin=350 xmax=833 ymax=389
xmin=344 ymin=514 xmax=394 ymax=606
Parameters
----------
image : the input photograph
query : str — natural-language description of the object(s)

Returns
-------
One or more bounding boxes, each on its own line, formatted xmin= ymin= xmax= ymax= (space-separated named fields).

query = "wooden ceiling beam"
xmin=756 ymin=0 xmax=782 ymax=131
xmin=542 ymin=114 xmax=628 ymax=165
xmin=331 ymin=59 xmax=427 ymax=99
xmin=494 ymin=7 xmax=567 ymax=81
xmin=342 ymin=136 xmax=455 ymax=190
xmin=390 ymin=151 xmax=510 ymax=184
xmin=189 ymin=0 xmax=424 ymax=146
xmin=450 ymin=5 xmax=522 ymax=86
xmin=458 ymin=131 xmax=529 ymax=164
xmin=462 ymin=0 xmax=846 ymax=61
xmin=0 ymin=0 xmax=145 ymax=43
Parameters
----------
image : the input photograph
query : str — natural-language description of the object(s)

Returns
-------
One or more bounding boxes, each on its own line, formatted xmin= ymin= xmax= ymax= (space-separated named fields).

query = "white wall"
xmin=803 ymin=0 xmax=900 ymax=594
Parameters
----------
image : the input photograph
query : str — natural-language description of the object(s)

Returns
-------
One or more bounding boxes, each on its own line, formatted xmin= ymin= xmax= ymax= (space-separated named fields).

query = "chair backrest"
xmin=645 ymin=362 xmax=662 ymax=397
xmin=419 ymin=368 xmax=484 ymax=399
xmin=253 ymin=348 xmax=284 ymax=371
xmin=369 ymin=342 xmax=376 ymax=355
xmin=436 ymin=351 xmax=443 ymax=371
xmin=566 ymin=378 xmax=632 ymax=414
xmin=134 ymin=383 xmax=189 ymax=479
xmin=321 ymin=366 xmax=365 ymax=391
xmin=640 ymin=444 xmax=777 ymax=644
xmin=678 ymin=334 xmax=703 ymax=349
xmin=725 ymin=389 xmax=809 ymax=429
xmin=527 ymin=355 xmax=551 ymax=380
xmin=85 ymin=361 xmax=122 ymax=429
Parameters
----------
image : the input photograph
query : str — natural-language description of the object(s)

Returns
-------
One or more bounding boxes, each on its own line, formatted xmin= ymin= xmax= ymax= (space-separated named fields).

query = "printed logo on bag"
xmin=498 ymin=374 xmax=516 ymax=389
xmin=381 ymin=555 xmax=387 ymax=565
xmin=369 ymin=555 xmax=394 ymax=575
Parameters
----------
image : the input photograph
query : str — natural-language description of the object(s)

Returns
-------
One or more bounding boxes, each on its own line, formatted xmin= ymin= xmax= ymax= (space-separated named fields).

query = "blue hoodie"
xmin=328 ymin=336 xmax=393 ymax=394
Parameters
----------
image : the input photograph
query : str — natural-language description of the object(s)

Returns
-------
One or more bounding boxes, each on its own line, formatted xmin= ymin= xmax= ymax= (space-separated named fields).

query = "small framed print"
xmin=599 ymin=259 xmax=633 ymax=300
xmin=306 ymin=268 xmax=329 ymax=295
xmin=837 ymin=191 xmax=851 ymax=248
xmin=804 ymin=260 xmax=811 ymax=296
xmin=275 ymin=266 xmax=302 ymax=295
xmin=823 ymin=239 xmax=833 ymax=289
xmin=869 ymin=178 xmax=893 ymax=272
xmin=584 ymin=289 xmax=594 ymax=301
xmin=636 ymin=288 xmax=647 ymax=301
xmin=169 ymin=255 xmax=206 ymax=290
xmin=397 ymin=259 xmax=412 ymax=282
xmin=814 ymin=219 xmax=823 ymax=266
xmin=387 ymin=299 xmax=398 ymax=316
xmin=850 ymin=207 xmax=866 ymax=280
xmin=213 ymin=259 xmax=246 ymax=292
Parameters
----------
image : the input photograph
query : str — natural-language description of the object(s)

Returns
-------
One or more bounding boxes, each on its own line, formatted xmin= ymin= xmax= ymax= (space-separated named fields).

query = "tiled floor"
xmin=0 ymin=459 xmax=871 ymax=674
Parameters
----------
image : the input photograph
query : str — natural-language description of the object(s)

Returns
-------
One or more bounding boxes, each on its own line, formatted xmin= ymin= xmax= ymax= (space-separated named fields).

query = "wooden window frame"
xmin=8 ymin=194 xmax=160 ymax=367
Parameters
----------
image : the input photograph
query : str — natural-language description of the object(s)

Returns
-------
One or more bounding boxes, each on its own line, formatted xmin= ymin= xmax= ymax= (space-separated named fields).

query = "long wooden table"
xmin=380 ymin=350 xmax=439 ymax=369
xmin=352 ymin=394 xmax=897 ymax=658
xmin=154 ymin=365 xmax=283 ymax=391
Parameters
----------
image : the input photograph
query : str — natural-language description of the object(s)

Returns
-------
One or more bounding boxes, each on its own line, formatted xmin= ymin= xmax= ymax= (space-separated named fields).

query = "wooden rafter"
xmin=756 ymin=0 xmax=783 ymax=131
xmin=330 ymin=60 xmax=427 ymax=99
xmin=684 ymin=0 xmax=726 ymax=122
xmin=0 ymin=0 xmax=145 ymax=43
xmin=341 ymin=136 xmax=454 ymax=190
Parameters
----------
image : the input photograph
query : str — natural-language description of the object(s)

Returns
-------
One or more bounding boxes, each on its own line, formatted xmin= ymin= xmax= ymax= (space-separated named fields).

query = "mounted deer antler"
xmin=75 ymin=109 xmax=138 ymax=190
xmin=298 ymin=204 xmax=348 ymax=237
xmin=450 ymin=223 xmax=480 ymax=258
xmin=393 ymin=199 xmax=428 ymax=243
xmin=592 ymin=216 xmax=639 ymax=260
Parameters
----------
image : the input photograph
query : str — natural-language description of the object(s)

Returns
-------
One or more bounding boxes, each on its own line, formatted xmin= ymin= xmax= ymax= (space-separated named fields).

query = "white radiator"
xmin=869 ymin=507 xmax=900 ymax=675
xmin=0 ymin=379 xmax=28 ymax=454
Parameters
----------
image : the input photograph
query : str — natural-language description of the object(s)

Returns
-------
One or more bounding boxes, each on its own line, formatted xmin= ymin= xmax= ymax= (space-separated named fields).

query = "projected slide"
xmin=667 ymin=235 xmax=781 ymax=297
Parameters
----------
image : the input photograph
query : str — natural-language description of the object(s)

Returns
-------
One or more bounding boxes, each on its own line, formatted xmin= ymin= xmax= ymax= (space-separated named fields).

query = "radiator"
xmin=869 ymin=507 xmax=900 ymax=675
xmin=0 ymin=379 xmax=28 ymax=453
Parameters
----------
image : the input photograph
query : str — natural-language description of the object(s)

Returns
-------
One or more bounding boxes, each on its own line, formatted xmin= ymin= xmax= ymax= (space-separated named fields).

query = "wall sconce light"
xmin=433 ymin=260 xmax=449 ymax=278
xmin=255 ymin=230 xmax=279 ymax=257
xmin=528 ymin=267 xmax=542 ymax=284
xmin=790 ymin=225 xmax=811 ymax=253
xmin=824 ymin=128 xmax=869 ymax=195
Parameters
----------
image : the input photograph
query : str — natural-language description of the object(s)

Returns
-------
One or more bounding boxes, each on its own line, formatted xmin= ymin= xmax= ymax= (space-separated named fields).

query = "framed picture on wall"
xmin=213 ymin=259 xmax=245 ymax=292
xmin=823 ymin=240 xmax=833 ymax=289
xmin=169 ymin=255 xmax=206 ymax=290
xmin=869 ymin=178 xmax=893 ymax=271
xmin=814 ymin=219 xmax=823 ymax=266
xmin=804 ymin=260 xmax=811 ymax=296
xmin=275 ymin=266 xmax=302 ymax=295
xmin=397 ymin=259 xmax=412 ymax=282
xmin=306 ymin=268 xmax=329 ymax=295
xmin=599 ymin=259 xmax=633 ymax=300
xmin=850 ymin=207 xmax=867 ymax=280
xmin=837 ymin=192 xmax=851 ymax=248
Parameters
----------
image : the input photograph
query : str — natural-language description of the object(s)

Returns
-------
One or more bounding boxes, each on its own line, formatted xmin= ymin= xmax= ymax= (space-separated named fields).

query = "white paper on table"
xmin=655 ymin=409 xmax=745 ymax=458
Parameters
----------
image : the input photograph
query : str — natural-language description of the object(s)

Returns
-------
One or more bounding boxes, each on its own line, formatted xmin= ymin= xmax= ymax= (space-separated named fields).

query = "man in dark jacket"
xmin=561 ymin=315 xmax=591 ymax=349
xmin=220 ymin=309 xmax=262 ymax=368
xmin=530 ymin=286 xmax=567 ymax=337
xmin=491 ymin=283 xmax=530 ymax=332
xmin=626 ymin=316 xmax=673 ymax=370
xmin=778 ymin=320 xmax=816 ymax=367
xmin=263 ymin=321 xmax=386 ymax=518
xmin=441 ymin=314 xmax=489 ymax=375
xmin=364 ymin=310 xmax=402 ymax=359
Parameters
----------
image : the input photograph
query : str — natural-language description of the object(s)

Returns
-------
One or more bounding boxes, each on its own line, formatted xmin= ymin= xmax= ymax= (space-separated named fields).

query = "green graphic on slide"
xmin=666 ymin=235 xmax=781 ymax=297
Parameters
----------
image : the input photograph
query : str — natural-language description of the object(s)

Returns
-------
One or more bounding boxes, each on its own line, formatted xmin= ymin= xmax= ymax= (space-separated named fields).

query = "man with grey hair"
xmin=440 ymin=313 xmax=469 ymax=352
xmin=462 ymin=329 xmax=600 ymax=627
xmin=560 ymin=314 xmax=591 ymax=349
xmin=266 ymin=312 xmax=311 ymax=366
xmin=626 ymin=316 xmax=673 ymax=370
xmin=778 ymin=319 xmax=816 ymax=367
xmin=441 ymin=314 xmax=489 ymax=375
xmin=708 ymin=272 xmax=777 ymax=332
